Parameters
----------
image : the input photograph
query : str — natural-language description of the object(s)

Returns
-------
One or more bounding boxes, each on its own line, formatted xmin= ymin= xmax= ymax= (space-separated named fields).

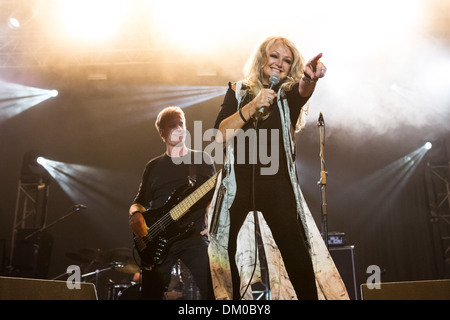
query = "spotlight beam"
xmin=36 ymin=158 xmax=133 ymax=210
xmin=0 ymin=93 xmax=52 ymax=103
xmin=0 ymin=81 xmax=59 ymax=122
xmin=336 ymin=144 xmax=430 ymax=218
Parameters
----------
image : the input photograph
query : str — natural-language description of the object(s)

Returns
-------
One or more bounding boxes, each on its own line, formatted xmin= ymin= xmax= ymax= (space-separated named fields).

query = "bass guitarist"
xmin=129 ymin=106 xmax=216 ymax=300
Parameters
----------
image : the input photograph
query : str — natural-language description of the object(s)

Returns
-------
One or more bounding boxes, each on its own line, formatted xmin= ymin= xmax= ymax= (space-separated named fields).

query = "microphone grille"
xmin=269 ymin=74 xmax=280 ymax=86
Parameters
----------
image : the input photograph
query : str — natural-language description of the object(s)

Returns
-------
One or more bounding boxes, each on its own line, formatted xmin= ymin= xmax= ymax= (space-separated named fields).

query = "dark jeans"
xmin=140 ymin=234 xmax=214 ymax=300
xmin=228 ymin=174 xmax=318 ymax=300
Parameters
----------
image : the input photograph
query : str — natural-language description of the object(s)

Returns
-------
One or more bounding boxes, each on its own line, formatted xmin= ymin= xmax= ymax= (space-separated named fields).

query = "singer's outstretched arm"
xmin=299 ymin=53 xmax=327 ymax=97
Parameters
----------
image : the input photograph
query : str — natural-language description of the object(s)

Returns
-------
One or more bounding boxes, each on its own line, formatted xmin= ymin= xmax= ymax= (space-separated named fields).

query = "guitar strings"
xmin=140 ymin=172 xmax=219 ymax=245
xmin=143 ymin=212 xmax=173 ymax=243
xmin=143 ymin=197 xmax=189 ymax=242
xmin=142 ymin=183 xmax=210 ymax=242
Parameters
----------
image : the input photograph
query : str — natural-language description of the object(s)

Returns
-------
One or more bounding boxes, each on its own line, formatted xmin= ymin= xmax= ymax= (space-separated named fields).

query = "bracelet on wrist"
xmin=302 ymin=72 xmax=318 ymax=84
xmin=238 ymin=107 xmax=248 ymax=123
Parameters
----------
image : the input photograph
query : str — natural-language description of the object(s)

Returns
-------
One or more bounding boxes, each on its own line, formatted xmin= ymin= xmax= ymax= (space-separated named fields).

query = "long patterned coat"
xmin=207 ymin=83 xmax=349 ymax=300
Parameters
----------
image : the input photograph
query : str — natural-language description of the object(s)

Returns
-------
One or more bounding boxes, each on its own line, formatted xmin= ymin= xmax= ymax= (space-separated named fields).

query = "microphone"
xmin=269 ymin=74 xmax=280 ymax=90
xmin=75 ymin=204 xmax=87 ymax=209
xmin=259 ymin=74 xmax=280 ymax=114
xmin=317 ymin=112 xmax=324 ymax=126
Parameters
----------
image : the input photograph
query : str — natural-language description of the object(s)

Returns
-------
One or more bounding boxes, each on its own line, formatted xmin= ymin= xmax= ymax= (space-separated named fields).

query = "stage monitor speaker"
xmin=11 ymin=228 xmax=53 ymax=278
xmin=329 ymin=245 xmax=358 ymax=300
xmin=0 ymin=239 xmax=6 ymax=273
xmin=360 ymin=279 xmax=450 ymax=300
xmin=0 ymin=276 xmax=97 ymax=300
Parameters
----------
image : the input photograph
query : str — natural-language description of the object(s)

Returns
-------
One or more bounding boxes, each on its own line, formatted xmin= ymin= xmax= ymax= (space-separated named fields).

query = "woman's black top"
xmin=214 ymin=82 xmax=309 ymax=180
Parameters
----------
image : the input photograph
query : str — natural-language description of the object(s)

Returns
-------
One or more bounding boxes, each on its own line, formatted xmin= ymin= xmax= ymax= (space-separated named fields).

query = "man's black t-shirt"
xmin=133 ymin=149 xmax=216 ymax=232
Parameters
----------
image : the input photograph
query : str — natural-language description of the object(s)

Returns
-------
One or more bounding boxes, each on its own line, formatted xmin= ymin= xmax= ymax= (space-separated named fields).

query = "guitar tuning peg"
xmin=188 ymin=176 xmax=196 ymax=186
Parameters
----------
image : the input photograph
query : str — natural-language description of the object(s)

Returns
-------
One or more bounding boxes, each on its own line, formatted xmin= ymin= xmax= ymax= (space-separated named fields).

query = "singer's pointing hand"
xmin=304 ymin=53 xmax=327 ymax=80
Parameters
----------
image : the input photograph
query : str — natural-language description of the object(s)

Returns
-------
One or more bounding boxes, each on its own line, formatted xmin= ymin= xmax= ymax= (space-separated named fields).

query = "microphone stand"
xmin=18 ymin=204 xmax=86 ymax=279
xmin=24 ymin=205 xmax=87 ymax=240
xmin=317 ymin=113 xmax=328 ymax=249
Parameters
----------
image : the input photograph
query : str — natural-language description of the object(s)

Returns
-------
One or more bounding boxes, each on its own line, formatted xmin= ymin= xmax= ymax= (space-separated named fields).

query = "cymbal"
xmin=115 ymin=264 xmax=140 ymax=274
xmin=78 ymin=248 xmax=107 ymax=263
xmin=66 ymin=248 xmax=107 ymax=263
xmin=107 ymin=248 xmax=134 ymax=264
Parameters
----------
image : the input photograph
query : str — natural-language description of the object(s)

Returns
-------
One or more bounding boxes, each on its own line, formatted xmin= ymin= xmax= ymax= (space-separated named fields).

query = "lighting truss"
xmin=424 ymin=137 xmax=450 ymax=279
xmin=7 ymin=151 xmax=53 ymax=268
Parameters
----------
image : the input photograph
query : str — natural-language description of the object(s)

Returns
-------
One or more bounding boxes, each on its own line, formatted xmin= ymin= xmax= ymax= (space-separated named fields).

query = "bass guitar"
xmin=134 ymin=170 xmax=220 ymax=267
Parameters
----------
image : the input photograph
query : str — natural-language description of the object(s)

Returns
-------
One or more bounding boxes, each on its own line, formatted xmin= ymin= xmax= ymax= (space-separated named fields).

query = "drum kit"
xmin=64 ymin=247 xmax=140 ymax=300
xmin=63 ymin=247 xmax=200 ymax=300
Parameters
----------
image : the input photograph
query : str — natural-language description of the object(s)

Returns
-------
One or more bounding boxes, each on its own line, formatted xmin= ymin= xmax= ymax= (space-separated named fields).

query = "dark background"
xmin=1 ymin=0 xmax=449 ymax=299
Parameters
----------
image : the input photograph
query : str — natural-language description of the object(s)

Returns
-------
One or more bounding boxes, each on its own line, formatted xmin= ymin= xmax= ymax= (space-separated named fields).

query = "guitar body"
xmin=133 ymin=183 xmax=197 ymax=267
xmin=133 ymin=170 xmax=220 ymax=268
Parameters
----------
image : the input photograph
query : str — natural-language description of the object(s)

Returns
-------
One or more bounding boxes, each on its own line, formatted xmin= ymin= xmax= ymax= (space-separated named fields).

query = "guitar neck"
xmin=170 ymin=170 xmax=220 ymax=221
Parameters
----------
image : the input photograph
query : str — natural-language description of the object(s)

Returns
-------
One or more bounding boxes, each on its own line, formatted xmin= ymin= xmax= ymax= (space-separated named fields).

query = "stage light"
xmin=335 ymin=143 xmax=431 ymax=221
xmin=56 ymin=0 xmax=125 ymax=43
xmin=110 ymin=85 xmax=227 ymax=127
xmin=6 ymin=3 xmax=39 ymax=30
xmin=20 ymin=151 xmax=51 ymax=184
xmin=144 ymin=0 xmax=259 ymax=52
xmin=8 ymin=17 xmax=20 ymax=29
xmin=424 ymin=142 xmax=432 ymax=150
xmin=0 ymin=81 xmax=59 ymax=122
xmin=36 ymin=156 xmax=46 ymax=165
xmin=36 ymin=157 xmax=135 ymax=217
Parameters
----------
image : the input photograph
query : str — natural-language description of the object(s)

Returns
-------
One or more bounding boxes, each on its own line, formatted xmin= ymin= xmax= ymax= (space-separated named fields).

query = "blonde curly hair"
xmin=242 ymin=36 xmax=310 ymax=131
